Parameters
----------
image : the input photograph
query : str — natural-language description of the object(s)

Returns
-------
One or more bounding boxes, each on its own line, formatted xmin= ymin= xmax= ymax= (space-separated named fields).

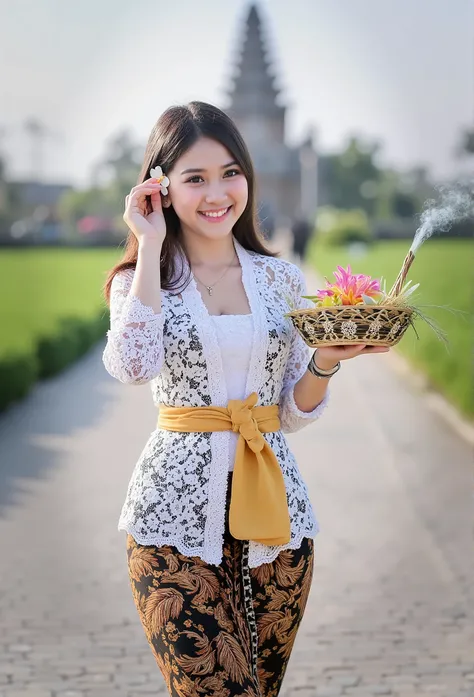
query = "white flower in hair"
xmin=150 ymin=166 xmax=170 ymax=196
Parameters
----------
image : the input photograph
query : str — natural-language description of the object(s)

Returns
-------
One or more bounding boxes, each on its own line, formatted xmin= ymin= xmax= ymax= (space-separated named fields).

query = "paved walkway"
xmin=0 ymin=239 xmax=472 ymax=697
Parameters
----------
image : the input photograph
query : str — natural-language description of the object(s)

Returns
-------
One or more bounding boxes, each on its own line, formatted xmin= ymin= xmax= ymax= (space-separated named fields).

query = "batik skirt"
xmin=125 ymin=472 xmax=314 ymax=697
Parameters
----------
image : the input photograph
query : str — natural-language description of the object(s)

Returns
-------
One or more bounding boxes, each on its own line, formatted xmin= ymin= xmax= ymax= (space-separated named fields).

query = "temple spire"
xmin=227 ymin=3 xmax=283 ymax=118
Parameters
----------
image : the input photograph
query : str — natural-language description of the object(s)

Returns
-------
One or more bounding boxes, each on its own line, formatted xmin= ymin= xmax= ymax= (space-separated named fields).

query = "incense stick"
xmin=387 ymin=250 xmax=415 ymax=298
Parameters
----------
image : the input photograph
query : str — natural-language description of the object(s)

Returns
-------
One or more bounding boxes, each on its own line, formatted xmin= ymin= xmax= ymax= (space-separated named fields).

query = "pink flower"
xmin=316 ymin=265 xmax=381 ymax=306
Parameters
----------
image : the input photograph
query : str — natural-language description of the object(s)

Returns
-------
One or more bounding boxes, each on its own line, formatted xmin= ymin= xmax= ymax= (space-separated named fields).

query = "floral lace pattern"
xmin=103 ymin=238 xmax=330 ymax=568
xmin=102 ymin=273 xmax=165 ymax=385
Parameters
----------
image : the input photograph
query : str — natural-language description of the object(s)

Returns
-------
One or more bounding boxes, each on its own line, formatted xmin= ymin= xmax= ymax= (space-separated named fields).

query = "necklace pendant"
xmin=207 ymin=286 xmax=213 ymax=296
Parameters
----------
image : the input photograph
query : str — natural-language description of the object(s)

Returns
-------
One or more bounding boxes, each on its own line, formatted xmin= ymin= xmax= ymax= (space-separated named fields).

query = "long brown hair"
xmin=103 ymin=100 xmax=278 ymax=305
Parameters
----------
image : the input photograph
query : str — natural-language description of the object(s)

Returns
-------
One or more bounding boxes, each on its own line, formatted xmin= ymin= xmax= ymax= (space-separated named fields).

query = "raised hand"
xmin=123 ymin=177 xmax=168 ymax=245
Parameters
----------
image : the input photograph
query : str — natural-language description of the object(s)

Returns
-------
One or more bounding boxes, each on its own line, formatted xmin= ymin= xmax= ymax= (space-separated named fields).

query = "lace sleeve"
xmin=102 ymin=269 xmax=165 ymax=385
xmin=279 ymin=265 xmax=330 ymax=433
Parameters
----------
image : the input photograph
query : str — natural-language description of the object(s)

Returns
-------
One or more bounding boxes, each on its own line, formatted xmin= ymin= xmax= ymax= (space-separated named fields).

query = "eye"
xmin=186 ymin=175 xmax=204 ymax=184
xmin=185 ymin=169 xmax=241 ymax=184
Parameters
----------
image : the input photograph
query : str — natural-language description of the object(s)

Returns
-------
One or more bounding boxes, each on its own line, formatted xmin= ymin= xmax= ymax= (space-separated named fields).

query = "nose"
xmin=204 ymin=181 xmax=230 ymax=205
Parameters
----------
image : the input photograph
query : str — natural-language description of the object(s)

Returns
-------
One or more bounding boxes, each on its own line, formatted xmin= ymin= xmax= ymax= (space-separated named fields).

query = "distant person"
xmin=291 ymin=216 xmax=312 ymax=262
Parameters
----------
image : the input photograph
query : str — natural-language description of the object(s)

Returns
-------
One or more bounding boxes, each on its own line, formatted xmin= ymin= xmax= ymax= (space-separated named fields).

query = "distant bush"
xmin=0 ymin=310 xmax=110 ymax=413
xmin=0 ymin=353 xmax=39 ymax=412
xmin=316 ymin=207 xmax=374 ymax=246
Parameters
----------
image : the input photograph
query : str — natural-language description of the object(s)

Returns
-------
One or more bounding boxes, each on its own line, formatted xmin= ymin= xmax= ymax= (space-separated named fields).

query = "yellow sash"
xmin=157 ymin=391 xmax=291 ymax=546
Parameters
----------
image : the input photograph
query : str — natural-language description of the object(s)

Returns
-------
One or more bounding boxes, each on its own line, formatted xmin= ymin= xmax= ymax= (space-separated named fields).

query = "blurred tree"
xmin=373 ymin=169 xmax=400 ymax=220
xmin=0 ymin=155 xmax=6 ymax=210
xmin=57 ymin=185 xmax=126 ymax=241
xmin=0 ymin=144 xmax=22 ymax=238
xmin=319 ymin=138 xmax=435 ymax=223
xmin=316 ymin=206 xmax=373 ymax=246
xmin=374 ymin=168 xmax=424 ymax=221
xmin=392 ymin=190 xmax=418 ymax=218
xmin=92 ymin=129 xmax=143 ymax=197
xmin=0 ymin=127 xmax=8 ymax=213
xmin=57 ymin=129 xmax=144 ymax=241
xmin=23 ymin=118 xmax=63 ymax=180
xmin=58 ymin=187 xmax=113 ymax=221
xmin=319 ymin=136 xmax=383 ymax=217
xmin=0 ymin=155 xmax=9 ymax=238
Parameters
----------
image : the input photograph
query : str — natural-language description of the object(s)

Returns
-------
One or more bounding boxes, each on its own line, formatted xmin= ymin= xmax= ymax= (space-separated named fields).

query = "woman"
xmin=102 ymin=101 xmax=389 ymax=697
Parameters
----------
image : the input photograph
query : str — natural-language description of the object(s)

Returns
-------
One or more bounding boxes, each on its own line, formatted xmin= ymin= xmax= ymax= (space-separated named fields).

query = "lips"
xmin=198 ymin=206 xmax=232 ymax=222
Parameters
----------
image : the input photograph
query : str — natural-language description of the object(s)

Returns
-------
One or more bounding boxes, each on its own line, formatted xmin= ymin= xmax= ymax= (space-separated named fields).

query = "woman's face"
xmin=166 ymin=137 xmax=249 ymax=240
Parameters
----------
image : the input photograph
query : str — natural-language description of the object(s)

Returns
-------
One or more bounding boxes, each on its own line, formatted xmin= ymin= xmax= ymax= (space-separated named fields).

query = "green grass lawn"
xmin=1 ymin=243 xmax=472 ymax=418
xmin=307 ymin=238 xmax=473 ymax=417
xmin=0 ymin=248 xmax=122 ymax=357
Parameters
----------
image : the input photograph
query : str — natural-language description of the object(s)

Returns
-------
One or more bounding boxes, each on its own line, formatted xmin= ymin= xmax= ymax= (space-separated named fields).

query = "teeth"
xmin=201 ymin=207 xmax=229 ymax=218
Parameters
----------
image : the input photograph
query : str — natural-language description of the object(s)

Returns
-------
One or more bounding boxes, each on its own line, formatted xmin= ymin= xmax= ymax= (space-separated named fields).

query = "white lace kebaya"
xmin=102 ymin=236 xmax=330 ymax=568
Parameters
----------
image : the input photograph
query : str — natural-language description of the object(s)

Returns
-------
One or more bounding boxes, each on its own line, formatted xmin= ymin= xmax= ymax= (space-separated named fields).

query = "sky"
xmin=0 ymin=0 xmax=472 ymax=187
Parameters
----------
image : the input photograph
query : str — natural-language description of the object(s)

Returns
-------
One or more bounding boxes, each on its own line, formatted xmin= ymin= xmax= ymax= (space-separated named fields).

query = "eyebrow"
xmin=180 ymin=160 xmax=239 ymax=175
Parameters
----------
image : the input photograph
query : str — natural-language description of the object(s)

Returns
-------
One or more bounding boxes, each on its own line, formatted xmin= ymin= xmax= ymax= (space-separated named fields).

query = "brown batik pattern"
xmin=125 ymin=479 xmax=314 ymax=697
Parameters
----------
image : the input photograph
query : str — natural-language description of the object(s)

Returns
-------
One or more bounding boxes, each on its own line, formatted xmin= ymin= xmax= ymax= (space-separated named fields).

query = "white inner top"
xmin=210 ymin=313 xmax=253 ymax=472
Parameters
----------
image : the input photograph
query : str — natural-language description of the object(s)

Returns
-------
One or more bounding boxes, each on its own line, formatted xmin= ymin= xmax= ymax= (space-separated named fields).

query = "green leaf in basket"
xmin=301 ymin=295 xmax=319 ymax=303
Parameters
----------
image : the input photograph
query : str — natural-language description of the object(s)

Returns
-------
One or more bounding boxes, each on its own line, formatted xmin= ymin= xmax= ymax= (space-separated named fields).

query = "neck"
xmin=182 ymin=231 xmax=237 ymax=268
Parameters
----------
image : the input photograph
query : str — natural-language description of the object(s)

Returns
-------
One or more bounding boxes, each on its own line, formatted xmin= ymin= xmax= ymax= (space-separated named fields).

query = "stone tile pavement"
xmin=0 ymin=240 xmax=472 ymax=697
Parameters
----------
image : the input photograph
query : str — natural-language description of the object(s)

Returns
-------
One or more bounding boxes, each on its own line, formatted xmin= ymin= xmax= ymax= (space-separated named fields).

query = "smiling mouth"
xmin=198 ymin=206 xmax=232 ymax=221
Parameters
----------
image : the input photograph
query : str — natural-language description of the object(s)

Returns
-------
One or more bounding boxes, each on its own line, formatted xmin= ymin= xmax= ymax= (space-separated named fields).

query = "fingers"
xmin=127 ymin=179 xmax=165 ymax=200
xmin=129 ymin=183 xmax=163 ymax=201
xmin=361 ymin=345 xmax=390 ymax=353
xmin=334 ymin=344 xmax=390 ymax=359
xmin=344 ymin=344 xmax=390 ymax=354
xmin=149 ymin=187 xmax=164 ymax=213
xmin=125 ymin=181 xmax=165 ymax=214
xmin=131 ymin=177 xmax=163 ymax=191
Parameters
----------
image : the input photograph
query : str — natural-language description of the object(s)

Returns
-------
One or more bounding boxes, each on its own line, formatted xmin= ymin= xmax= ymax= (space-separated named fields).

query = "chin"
xmin=201 ymin=226 xmax=235 ymax=239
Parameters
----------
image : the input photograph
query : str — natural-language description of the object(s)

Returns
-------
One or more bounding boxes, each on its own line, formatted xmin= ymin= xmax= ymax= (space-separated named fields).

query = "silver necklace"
xmin=192 ymin=254 xmax=237 ymax=296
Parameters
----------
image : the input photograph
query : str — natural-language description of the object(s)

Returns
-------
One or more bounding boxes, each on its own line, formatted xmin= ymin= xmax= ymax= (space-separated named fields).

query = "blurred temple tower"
xmin=224 ymin=3 xmax=318 ymax=231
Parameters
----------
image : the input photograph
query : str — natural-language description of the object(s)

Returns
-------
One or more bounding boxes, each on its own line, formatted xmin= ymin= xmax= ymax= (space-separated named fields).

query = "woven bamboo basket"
xmin=286 ymin=304 xmax=415 ymax=347
xmin=286 ymin=250 xmax=418 ymax=347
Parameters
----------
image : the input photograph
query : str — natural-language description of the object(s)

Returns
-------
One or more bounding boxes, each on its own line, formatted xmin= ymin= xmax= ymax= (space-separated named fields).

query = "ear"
xmin=162 ymin=197 xmax=171 ymax=208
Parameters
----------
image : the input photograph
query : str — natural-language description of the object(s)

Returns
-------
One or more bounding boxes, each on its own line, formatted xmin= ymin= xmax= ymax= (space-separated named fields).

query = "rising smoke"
xmin=411 ymin=179 xmax=474 ymax=254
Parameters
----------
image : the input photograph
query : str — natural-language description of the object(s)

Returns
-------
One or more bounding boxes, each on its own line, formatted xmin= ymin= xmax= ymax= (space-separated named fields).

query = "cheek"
xmin=232 ymin=178 xmax=249 ymax=207
xmin=171 ymin=186 xmax=201 ymax=215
